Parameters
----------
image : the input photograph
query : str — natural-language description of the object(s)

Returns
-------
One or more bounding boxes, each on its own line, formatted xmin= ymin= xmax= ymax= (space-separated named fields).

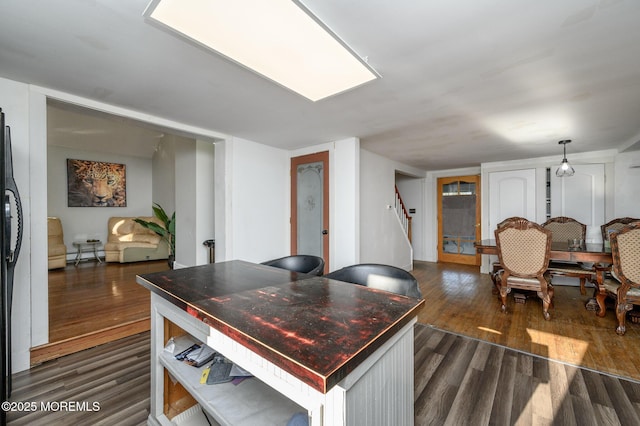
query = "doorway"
xmin=437 ymin=175 xmax=481 ymax=265
xmin=291 ymin=151 xmax=329 ymax=272
xmin=42 ymin=100 xmax=187 ymax=361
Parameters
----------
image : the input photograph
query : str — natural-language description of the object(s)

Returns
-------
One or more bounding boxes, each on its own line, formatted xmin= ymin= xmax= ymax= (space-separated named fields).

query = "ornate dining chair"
xmin=595 ymin=222 xmax=640 ymax=335
xmin=542 ymin=216 xmax=594 ymax=295
xmin=601 ymin=217 xmax=640 ymax=245
xmin=490 ymin=217 xmax=528 ymax=291
xmin=495 ymin=218 xmax=554 ymax=320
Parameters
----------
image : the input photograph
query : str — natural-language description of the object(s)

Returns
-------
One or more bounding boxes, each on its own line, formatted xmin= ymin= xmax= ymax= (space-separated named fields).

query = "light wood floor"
xmin=412 ymin=261 xmax=640 ymax=382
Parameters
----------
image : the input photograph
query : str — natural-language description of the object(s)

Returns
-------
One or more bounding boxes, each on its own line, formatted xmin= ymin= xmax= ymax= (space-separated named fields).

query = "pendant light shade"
xmin=556 ymin=140 xmax=575 ymax=177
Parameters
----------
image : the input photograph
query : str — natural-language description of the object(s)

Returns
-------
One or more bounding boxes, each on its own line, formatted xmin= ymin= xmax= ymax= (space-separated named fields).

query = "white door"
xmin=488 ymin=169 xmax=537 ymax=236
xmin=550 ymin=164 xmax=605 ymax=243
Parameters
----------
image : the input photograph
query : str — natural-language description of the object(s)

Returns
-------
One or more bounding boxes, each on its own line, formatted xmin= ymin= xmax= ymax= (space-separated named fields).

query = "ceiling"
xmin=2 ymin=0 xmax=640 ymax=170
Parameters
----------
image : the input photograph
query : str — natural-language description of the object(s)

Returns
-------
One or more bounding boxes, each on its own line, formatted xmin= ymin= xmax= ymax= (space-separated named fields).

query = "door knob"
xmin=322 ymin=230 xmax=328 ymax=235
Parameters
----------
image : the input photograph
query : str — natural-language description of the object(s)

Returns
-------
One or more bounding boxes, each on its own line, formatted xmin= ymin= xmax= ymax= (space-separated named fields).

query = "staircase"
xmin=395 ymin=186 xmax=412 ymax=243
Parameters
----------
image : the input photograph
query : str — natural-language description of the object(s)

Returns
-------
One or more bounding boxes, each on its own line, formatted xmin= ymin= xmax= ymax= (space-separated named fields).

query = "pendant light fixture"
xmin=556 ymin=139 xmax=575 ymax=177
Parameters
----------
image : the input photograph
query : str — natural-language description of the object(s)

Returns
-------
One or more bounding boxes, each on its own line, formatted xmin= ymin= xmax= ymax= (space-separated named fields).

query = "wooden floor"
xmin=412 ymin=261 xmax=640 ymax=382
xmin=32 ymin=260 xmax=169 ymax=364
xmin=10 ymin=260 xmax=640 ymax=425
xmin=8 ymin=332 xmax=150 ymax=426
xmin=414 ymin=324 xmax=640 ymax=425
xmin=42 ymin=259 xmax=640 ymax=380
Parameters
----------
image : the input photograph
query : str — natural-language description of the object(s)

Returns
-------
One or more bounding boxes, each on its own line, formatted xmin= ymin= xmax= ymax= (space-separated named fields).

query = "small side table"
xmin=72 ymin=240 xmax=103 ymax=266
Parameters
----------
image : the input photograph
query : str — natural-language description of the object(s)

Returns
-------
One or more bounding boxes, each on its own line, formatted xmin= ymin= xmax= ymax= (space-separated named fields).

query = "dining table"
xmin=474 ymin=239 xmax=612 ymax=264
xmin=475 ymin=239 xmax=613 ymax=312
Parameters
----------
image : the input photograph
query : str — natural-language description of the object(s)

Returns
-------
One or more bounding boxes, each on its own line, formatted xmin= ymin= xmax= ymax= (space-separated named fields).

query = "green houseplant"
xmin=133 ymin=203 xmax=175 ymax=266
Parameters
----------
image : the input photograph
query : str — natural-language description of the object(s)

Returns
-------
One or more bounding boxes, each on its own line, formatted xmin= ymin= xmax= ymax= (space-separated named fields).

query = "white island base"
xmin=147 ymin=293 xmax=416 ymax=426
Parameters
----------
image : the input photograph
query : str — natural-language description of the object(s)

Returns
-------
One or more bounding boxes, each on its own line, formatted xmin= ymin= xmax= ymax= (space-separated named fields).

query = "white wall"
xmin=173 ymin=139 xmax=216 ymax=268
xmin=614 ymin=150 xmax=640 ymax=219
xmin=174 ymin=138 xmax=197 ymax=267
xmin=152 ymin=137 xmax=177 ymax=216
xmin=360 ymin=149 xmax=425 ymax=270
xmin=214 ymin=140 xmax=229 ymax=263
xmin=331 ymin=138 xmax=360 ymax=270
xmin=47 ymin=145 xmax=154 ymax=256
xmin=225 ymin=137 xmax=290 ymax=263
xmin=195 ymin=140 xmax=216 ymax=265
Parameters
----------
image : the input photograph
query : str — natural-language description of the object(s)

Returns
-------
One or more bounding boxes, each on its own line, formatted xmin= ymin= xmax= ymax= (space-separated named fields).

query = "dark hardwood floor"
xmin=32 ymin=260 xmax=169 ymax=365
xmin=413 ymin=324 xmax=640 ymax=425
xmin=10 ymin=260 xmax=638 ymax=425
xmin=47 ymin=260 xmax=169 ymax=341
xmin=8 ymin=332 xmax=150 ymax=426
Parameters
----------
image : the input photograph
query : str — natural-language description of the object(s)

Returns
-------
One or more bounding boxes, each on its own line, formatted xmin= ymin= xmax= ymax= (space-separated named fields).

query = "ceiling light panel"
xmin=145 ymin=0 xmax=378 ymax=101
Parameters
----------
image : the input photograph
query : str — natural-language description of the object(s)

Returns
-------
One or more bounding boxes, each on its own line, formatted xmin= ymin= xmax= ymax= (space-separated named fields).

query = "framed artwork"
xmin=67 ymin=159 xmax=127 ymax=207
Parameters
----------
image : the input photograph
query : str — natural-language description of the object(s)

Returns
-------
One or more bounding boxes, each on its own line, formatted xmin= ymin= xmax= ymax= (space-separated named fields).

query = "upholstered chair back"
xmin=495 ymin=219 xmax=552 ymax=277
xmin=602 ymin=217 xmax=640 ymax=242
xmin=542 ymin=217 xmax=586 ymax=243
xmin=611 ymin=223 xmax=640 ymax=284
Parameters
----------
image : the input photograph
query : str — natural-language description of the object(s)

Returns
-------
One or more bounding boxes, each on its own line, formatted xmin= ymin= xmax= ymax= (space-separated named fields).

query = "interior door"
xmin=437 ymin=175 xmax=481 ymax=265
xmin=488 ymin=168 xmax=537 ymax=233
xmin=291 ymin=152 xmax=329 ymax=272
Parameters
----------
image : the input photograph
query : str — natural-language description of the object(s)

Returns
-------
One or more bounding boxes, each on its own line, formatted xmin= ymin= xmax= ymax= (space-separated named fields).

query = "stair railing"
xmin=395 ymin=186 xmax=412 ymax=243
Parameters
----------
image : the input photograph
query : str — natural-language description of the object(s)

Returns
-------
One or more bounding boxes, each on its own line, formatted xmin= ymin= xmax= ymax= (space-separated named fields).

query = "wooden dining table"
xmin=474 ymin=239 xmax=612 ymax=264
xmin=475 ymin=239 xmax=613 ymax=312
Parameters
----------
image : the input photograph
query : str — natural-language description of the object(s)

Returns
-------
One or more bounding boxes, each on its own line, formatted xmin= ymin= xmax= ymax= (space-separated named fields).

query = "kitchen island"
xmin=137 ymin=260 xmax=424 ymax=426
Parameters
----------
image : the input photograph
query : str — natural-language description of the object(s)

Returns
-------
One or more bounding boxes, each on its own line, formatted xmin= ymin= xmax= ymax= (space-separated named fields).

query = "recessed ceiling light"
xmin=144 ymin=0 xmax=379 ymax=101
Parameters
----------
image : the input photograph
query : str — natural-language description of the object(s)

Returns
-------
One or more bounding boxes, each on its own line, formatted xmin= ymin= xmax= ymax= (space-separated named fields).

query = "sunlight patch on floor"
xmin=477 ymin=326 xmax=502 ymax=335
xmin=527 ymin=328 xmax=589 ymax=364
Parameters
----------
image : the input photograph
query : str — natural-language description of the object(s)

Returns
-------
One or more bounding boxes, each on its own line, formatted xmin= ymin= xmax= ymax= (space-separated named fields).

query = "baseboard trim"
xmin=30 ymin=317 xmax=150 ymax=366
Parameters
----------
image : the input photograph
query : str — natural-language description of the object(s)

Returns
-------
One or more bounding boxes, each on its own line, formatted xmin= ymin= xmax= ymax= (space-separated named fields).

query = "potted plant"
xmin=134 ymin=203 xmax=175 ymax=267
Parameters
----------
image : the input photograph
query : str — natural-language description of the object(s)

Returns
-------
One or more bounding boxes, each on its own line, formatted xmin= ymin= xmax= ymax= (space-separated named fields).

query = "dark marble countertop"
xmin=137 ymin=260 xmax=424 ymax=393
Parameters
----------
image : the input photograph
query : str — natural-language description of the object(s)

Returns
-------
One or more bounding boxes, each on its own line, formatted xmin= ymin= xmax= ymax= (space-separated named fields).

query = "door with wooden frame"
xmin=438 ymin=175 xmax=481 ymax=265
xmin=291 ymin=152 xmax=329 ymax=272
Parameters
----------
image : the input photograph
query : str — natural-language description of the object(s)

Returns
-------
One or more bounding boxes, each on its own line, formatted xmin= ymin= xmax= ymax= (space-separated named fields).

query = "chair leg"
xmin=499 ymin=286 xmax=508 ymax=313
xmin=492 ymin=273 xmax=502 ymax=295
xmin=596 ymin=293 xmax=607 ymax=318
xmin=616 ymin=302 xmax=631 ymax=336
xmin=491 ymin=265 xmax=501 ymax=295
xmin=579 ymin=277 xmax=586 ymax=296
xmin=537 ymin=287 xmax=553 ymax=321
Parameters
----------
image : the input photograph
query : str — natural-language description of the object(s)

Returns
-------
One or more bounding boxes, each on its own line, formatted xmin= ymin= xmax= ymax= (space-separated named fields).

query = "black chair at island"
xmin=325 ymin=263 xmax=423 ymax=299
xmin=261 ymin=255 xmax=325 ymax=276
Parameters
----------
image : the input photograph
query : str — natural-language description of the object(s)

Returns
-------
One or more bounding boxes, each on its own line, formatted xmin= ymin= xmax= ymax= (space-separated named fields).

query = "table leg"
xmin=93 ymin=244 xmax=102 ymax=263
xmin=74 ymin=247 xmax=81 ymax=266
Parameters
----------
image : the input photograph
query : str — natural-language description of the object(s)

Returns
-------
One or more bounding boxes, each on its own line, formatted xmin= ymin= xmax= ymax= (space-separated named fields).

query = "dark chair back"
xmin=261 ymin=255 xmax=325 ymax=276
xmin=325 ymin=263 xmax=422 ymax=298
